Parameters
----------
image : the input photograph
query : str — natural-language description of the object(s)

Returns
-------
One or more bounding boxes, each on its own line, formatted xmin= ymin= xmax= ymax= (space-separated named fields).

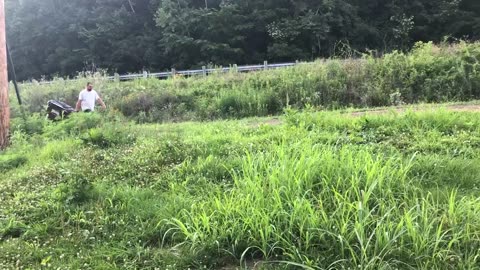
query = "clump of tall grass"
xmin=161 ymin=125 xmax=480 ymax=269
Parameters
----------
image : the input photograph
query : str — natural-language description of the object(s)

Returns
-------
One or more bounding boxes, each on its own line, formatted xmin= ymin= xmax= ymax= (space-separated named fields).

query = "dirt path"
xmin=251 ymin=104 xmax=480 ymax=127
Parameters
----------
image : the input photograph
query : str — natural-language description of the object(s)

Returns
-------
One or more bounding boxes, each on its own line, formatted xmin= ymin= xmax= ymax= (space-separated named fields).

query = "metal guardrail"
xmin=111 ymin=62 xmax=297 ymax=81
xmin=31 ymin=61 xmax=299 ymax=85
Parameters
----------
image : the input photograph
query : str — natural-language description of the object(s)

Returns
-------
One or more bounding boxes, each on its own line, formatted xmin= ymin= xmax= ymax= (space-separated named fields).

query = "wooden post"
xmin=0 ymin=0 xmax=9 ymax=150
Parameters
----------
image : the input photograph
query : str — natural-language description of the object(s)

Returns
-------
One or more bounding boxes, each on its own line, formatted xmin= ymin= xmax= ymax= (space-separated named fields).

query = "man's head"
xmin=86 ymin=82 xmax=93 ymax=91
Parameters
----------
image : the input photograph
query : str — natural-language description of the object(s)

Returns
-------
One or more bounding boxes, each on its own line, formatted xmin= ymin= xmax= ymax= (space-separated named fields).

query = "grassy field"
xmin=1 ymin=41 xmax=480 ymax=269
xmin=1 ymin=106 xmax=480 ymax=269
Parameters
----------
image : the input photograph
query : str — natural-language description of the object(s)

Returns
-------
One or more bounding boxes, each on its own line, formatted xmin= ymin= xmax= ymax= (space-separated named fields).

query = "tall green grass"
xmin=163 ymin=142 xmax=479 ymax=269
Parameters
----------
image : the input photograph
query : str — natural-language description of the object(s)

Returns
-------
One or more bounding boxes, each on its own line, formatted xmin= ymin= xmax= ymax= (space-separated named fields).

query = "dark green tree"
xmin=4 ymin=0 xmax=479 ymax=80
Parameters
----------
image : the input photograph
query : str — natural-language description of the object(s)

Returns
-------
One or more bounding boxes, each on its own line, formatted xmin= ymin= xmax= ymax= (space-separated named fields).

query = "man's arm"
xmin=97 ymin=97 xmax=106 ymax=110
xmin=75 ymin=99 xmax=82 ymax=112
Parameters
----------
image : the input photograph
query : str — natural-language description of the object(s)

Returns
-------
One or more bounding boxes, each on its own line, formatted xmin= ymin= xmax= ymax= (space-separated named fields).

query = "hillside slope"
xmin=12 ymin=42 xmax=480 ymax=125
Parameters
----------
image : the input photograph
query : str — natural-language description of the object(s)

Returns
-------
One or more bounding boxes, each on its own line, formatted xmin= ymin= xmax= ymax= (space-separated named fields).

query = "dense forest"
xmin=5 ymin=0 xmax=480 ymax=80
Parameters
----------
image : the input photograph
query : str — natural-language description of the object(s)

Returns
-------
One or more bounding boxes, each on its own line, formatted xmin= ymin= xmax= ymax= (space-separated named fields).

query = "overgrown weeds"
xmin=11 ymin=42 xmax=480 ymax=123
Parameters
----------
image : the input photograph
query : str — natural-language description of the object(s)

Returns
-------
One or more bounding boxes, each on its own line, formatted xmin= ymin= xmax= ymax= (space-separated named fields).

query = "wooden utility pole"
xmin=0 ymin=0 xmax=9 ymax=150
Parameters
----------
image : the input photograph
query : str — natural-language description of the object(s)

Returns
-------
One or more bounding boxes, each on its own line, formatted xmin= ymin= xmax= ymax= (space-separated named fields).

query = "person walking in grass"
xmin=75 ymin=82 xmax=106 ymax=112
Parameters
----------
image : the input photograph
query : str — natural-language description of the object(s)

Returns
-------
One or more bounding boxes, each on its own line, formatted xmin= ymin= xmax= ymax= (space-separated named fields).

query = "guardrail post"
xmin=264 ymin=60 xmax=268 ymax=70
xmin=295 ymin=60 xmax=299 ymax=65
xmin=171 ymin=68 xmax=176 ymax=79
xmin=233 ymin=64 xmax=238 ymax=73
xmin=114 ymin=73 xmax=120 ymax=82
xmin=202 ymin=66 xmax=206 ymax=77
xmin=143 ymin=70 xmax=148 ymax=78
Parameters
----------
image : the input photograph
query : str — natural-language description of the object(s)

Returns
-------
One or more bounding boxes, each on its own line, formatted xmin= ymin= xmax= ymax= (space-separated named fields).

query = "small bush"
xmin=56 ymin=176 xmax=95 ymax=205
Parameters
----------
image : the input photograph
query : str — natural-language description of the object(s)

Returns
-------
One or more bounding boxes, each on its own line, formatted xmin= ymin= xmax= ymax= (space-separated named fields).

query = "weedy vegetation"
xmin=1 ymin=42 xmax=480 ymax=269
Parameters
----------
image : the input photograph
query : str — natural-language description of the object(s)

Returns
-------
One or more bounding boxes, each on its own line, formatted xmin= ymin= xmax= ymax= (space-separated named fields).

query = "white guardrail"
xmin=117 ymin=62 xmax=297 ymax=80
xmin=31 ymin=61 xmax=299 ymax=85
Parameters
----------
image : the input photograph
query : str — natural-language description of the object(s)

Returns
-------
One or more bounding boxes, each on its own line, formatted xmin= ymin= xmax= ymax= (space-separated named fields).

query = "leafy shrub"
xmin=56 ymin=175 xmax=95 ymax=205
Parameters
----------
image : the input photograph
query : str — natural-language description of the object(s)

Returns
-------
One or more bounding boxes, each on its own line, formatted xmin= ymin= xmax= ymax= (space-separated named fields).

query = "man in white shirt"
xmin=75 ymin=82 xmax=106 ymax=112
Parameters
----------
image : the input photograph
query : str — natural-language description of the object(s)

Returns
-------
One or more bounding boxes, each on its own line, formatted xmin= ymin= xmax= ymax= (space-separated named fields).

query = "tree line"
xmin=5 ymin=0 xmax=480 ymax=80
